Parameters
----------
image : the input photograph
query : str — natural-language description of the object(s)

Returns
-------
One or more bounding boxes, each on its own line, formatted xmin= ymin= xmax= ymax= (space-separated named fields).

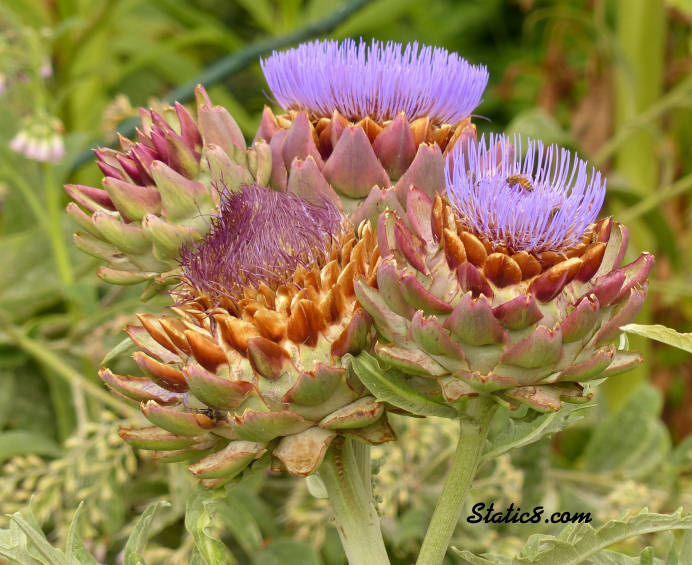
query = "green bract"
xmin=65 ymin=86 xmax=271 ymax=294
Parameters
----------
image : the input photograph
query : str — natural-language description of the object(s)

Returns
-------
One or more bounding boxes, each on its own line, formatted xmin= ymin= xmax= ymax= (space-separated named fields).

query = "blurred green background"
xmin=0 ymin=1 xmax=690 ymax=563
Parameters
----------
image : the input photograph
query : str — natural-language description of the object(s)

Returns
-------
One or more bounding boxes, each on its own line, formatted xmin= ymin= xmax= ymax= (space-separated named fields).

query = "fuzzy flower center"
xmin=181 ymin=184 xmax=343 ymax=301
xmin=446 ymin=134 xmax=606 ymax=254
xmin=260 ymin=38 xmax=489 ymax=124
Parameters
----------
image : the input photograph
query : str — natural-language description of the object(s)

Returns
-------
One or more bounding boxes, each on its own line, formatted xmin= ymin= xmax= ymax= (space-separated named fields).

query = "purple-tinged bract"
xmin=261 ymin=39 xmax=489 ymax=124
xmin=181 ymin=184 xmax=343 ymax=302
xmin=446 ymin=134 xmax=606 ymax=254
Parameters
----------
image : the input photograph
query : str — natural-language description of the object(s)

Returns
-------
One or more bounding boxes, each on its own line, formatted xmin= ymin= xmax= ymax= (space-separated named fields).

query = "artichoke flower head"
xmin=355 ymin=134 xmax=654 ymax=412
xmin=258 ymin=39 xmax=489 ymax=222
xmin=102 ymin=183 xmax=393 ymax=487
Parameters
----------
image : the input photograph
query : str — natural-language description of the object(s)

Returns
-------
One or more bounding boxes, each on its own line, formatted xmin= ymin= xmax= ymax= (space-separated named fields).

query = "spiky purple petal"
xmin=181 ymin=184 xmax=343 ymax=301
xmin=261 ymin=39 xmax=489 ymax=124
xmin=446 ymin=134 xmax=606 ymax=253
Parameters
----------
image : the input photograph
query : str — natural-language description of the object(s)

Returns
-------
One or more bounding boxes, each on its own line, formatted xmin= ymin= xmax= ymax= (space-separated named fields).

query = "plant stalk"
xmin=416 ymin=398 xmax=497 ymax=565
xmin=319 ymin=438 xmax=390 ymax=565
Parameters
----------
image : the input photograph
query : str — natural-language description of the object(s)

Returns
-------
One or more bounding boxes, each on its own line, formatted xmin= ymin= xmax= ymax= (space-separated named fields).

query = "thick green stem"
xmin=319 ymin=438 xmax=390 ymax=565
xmin=416 ymin=398 xmax=497 ymax=565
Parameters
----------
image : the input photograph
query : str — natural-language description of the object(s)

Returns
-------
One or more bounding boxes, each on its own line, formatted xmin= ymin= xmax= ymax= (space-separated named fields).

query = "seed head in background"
xmin=258 ymin=38 xmax=488 ymax=222
xmin=354 ymin=134 xmax=654 ymax=412
xmin=101 ymin=184 xmax=395 ymax=487
xmin=64 ymin=86 xmax=273 ymax=295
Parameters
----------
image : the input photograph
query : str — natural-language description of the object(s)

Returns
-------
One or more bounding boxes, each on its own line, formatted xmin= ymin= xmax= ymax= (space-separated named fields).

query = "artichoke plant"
xmin=257 ymin=39 xmax=488 ymax=222
xmin=65 ymin=86 xmax=272 ymax=293
xmin=100 ymin=183 xmax=395 ymax=488
xmin=354 ymin=134 xmax=654 ymax=412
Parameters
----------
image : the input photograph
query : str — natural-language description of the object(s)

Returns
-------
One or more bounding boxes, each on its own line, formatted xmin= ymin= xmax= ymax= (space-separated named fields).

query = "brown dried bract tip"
xmin=433 ymin=193 xmax=607 ymax=289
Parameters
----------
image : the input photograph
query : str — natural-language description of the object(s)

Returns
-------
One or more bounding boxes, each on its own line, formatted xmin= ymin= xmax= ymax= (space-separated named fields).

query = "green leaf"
xmin=123 ymin=500 xmax=171 ymax=565
xmin=0 ymin=431 xmax=61 ymax=462
xmin=482 ymin=403 xmax=592 ymax=463
xmin=517 ymin=509 xmax=692 ymax=565
xmin=216 ymin=491 xmax=263 ymax=555
xmin=583 ymin=386 xmax=668 ymax=476
xmin=9 ymin=510 xmax=65 ymax=565
xmin=252 ymin=538 xmax=322 ymax=565
xmin=620 ymin=324 xmax=692 ymax=354
xmin=680 ymin=530 xmax=692 ymax=562
xmin=583 ymin=548 xmax=666 ymax=565
xmin=0 ymin=512 xmax=53 ymax=565
xmin=349 ymin=352 xmax=457 ymax=418
xmin=450 ymin=549 xmax=500 ymax=565
xmin=185 ymin=489 xmax=237 ymax=565
xmin=65 ymin=503 xmax=99 ymax=565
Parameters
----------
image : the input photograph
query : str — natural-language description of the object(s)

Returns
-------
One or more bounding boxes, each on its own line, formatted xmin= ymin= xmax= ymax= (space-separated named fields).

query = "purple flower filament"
xmin=446 ymin=134 xmax=606 ymax=254
xmin=260 ymin=39 xmax=489 ymax=124
xmin=181 ymin=184 xmax=343 ymax=302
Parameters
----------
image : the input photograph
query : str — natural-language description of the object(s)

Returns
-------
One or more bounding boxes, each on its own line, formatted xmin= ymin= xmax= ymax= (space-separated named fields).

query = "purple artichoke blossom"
xmin=65 ymin=86 xmax=273 ymax=294
xmin=354 ymin=135 xmax=654 ymax=412
xmin=256 ymin=39 xmax=489 ymax=221
xmin=102 ymin=185 xmax=395 ymax=486
xmin=261 ymin=39 xmax=487 ymax=124
xmin=447 ymin=134 xmax=606 ymax=254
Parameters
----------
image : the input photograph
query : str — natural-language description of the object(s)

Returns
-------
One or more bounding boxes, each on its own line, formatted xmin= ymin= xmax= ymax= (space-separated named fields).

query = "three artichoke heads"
xmin=64 ymin=39 xmax=653 ymax=486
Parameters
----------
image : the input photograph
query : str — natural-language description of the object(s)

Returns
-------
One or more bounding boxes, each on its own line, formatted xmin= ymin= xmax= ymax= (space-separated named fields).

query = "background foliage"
xmin=0 ymin=0 xmax=690 ymax=563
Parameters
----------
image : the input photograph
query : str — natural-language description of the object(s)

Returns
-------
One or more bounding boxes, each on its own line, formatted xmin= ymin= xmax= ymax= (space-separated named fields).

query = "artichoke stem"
xmin=416 ymin=397 xmax=497 ymax=565
xmin=319 ymin=438 xmax=390 ymax=565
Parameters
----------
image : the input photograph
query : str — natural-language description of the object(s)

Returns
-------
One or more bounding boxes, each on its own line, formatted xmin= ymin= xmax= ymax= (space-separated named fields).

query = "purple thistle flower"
xmin=446 ymin=134 xmax=606 ymax=253
xmin=181 ymin=184 xmax=343 ymax=302
xmin=260 ymin=38 xmax=489 ymax=124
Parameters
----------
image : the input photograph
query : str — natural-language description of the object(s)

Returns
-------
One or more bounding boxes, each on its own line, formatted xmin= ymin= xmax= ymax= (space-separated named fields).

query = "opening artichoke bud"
xmin=258 ymin=39 xmax=488 ymax=218
xmin=101 ymin=184 xmax=395 ymax=487
xmin=66 ymin=86 xmax=271 ymax=295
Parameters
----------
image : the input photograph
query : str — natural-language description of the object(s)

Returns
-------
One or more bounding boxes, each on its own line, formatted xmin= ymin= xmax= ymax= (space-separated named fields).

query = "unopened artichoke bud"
xmin=101 ymin=184 xmax=394 ymax=487
xmin=258 ymin=39 xmax=488 ymax=221
xmin=65 ymin=85 xmax=272 ymax=294
xmin=354 ymin=134 xmax=654 ymax=413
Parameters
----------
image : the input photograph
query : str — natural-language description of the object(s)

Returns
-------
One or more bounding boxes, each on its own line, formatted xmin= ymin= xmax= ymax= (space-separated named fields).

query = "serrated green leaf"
xmin=123 ymin=500 xmax=171 ymax=565
xmin=482 ymin=402 xmax=592 ymax=463
xmin=0 ymin=518 xmax=43 ymax=565
xmin=499 ymin=509 xmax=692 ymax=565
xmin=349 ymin=352 xmax=457 ymax=418
xmin=185 ymin=489 xmax=237 ymax=565
xmin=620 ymin=325 xmax=692 ymax=354
xmin=65 ymin=502 xmax=99 ymax=565
xmin=9 ymin=510 xmax=65 ymax=565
